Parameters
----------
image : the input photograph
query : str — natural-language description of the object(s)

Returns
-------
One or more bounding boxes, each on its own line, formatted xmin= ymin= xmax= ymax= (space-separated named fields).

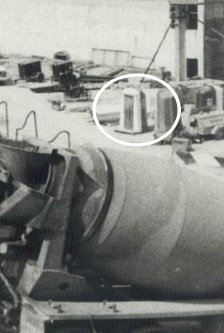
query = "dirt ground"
xmin=0 ymin=58 xmax=224 ymax=158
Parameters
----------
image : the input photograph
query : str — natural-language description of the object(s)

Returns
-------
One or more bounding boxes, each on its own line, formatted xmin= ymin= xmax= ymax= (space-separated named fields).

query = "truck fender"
xmin=211 ymin=125 xmax=224 ymax=136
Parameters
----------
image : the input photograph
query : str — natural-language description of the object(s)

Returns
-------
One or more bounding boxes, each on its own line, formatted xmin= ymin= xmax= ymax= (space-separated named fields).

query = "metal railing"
xmin=48 ymin=130 xmax=71 ymax=149
xmin=0 ymin=101 xmax=9 ymax=137
xmin=15 ymin=110 xmax=38 ymax=140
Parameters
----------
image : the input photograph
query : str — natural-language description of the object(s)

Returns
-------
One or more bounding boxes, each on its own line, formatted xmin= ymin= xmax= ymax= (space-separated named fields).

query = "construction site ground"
xmin=0 ymin=84 xmax=224 ymax=160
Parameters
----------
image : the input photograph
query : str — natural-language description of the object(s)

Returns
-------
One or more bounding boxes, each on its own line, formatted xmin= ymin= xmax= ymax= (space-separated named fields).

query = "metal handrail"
xmin=15 ymin=110 xmax=38 ymax=140
xmin=0 ymin=101 xmax=9 ymax=137
xmin=48 ymin=130 xmax=71 ymax=148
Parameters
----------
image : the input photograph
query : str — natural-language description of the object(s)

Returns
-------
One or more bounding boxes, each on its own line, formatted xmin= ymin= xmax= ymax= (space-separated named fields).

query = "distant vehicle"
xmin=155 ymin=82 xmax=224 ymax=143
xmin=181 ymin=85 xmax=224 ymax=141
xmin=182 ymin=107 xmax=224 ymax=141
xmin=51 ymin=60 xmax=73 ymax=82
xmin=0 ymin=65 xmax=7 ymax=78
xmin=0 ymin=65 xmax=14 ymax=86
xmin=18 ymin=60 xmax=45 ymax=83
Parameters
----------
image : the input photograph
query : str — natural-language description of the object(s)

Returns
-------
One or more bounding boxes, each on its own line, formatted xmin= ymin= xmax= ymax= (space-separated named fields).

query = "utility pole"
xmin=169 ymin=0 xmax=198 ymax=81
xmin=175 ymin=6 xmax=187 ymax=81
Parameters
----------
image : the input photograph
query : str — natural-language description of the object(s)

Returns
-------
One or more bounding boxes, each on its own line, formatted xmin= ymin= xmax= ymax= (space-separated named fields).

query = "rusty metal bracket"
xmin=15 ymin=110 xmax=38 ymax=140
xmin=48 ymin=130 xmax=71 ymax=148
xmin=0 ymin=101 xmax=9 ymax=137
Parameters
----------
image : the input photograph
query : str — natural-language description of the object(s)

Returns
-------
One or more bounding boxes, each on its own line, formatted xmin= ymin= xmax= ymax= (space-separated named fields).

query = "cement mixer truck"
xmin=1 ymin=137 xmax=224 ymax=332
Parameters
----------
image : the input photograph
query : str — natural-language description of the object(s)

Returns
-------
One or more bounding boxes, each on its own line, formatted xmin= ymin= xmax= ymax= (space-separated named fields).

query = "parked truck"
xmin=18 ymin=60 xmax=45 ymax=83
xmin=154 ymin=80 xmax=224 ymax=142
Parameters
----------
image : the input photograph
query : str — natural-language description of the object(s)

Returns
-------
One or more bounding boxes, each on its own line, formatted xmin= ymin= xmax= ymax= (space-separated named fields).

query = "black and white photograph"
xmin=1 ymin=0 xmax=224 ymax=332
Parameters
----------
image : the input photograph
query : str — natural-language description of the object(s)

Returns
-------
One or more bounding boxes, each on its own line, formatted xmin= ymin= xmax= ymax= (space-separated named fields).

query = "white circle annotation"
xmin=92 ymin=73 xmax=181 ymax=147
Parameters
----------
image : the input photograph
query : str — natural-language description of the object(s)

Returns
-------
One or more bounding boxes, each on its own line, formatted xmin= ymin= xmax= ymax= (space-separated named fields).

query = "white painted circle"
xmin=92 ymin=73 xmax=181 ymax=147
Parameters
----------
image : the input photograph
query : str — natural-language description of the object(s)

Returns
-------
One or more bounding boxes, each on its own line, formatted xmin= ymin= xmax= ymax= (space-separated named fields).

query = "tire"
xmin=215 ymin=129 xmax=224 ymax=140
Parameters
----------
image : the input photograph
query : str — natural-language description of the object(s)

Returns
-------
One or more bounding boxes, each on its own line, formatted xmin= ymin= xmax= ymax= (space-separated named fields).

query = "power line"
xmin=143 ymin=23 xmax=172 ymax=77
xmin=183 ymin=8 xmax=224 ymax=40
xmin=211 ymin=27 xmax=224 ymax=39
